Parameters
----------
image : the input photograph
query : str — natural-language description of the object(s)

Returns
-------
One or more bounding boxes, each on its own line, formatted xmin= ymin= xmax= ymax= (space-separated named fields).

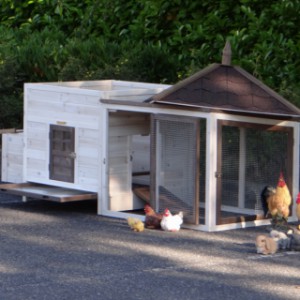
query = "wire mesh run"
xmin=220 ymin=124 xmax=290 ymax=222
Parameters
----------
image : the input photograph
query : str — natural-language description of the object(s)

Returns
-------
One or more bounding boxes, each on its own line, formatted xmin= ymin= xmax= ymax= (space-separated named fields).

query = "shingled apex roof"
xmin=148 ymin=44 xmax=300 ymax=119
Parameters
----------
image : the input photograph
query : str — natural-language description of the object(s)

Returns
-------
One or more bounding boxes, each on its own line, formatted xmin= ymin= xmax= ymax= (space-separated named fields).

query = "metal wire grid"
xmin=199 ymin=119 xmax=206 ymax=224
xmin=152 ymin=117 xmax=197 ymax=222
xmin=221 ymin=125 xmax=289 ymax=217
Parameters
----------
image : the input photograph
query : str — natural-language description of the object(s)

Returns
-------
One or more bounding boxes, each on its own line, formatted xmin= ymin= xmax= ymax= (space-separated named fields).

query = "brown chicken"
xmin=267 ymin=172 xmax=291 ymax=221
xmin=144 ymin=204 xmax=163 ymax=229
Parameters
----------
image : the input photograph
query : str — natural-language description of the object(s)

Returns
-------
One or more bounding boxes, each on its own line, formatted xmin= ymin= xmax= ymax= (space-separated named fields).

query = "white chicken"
xmin=160 ymin=208 xmax=183 ymax=232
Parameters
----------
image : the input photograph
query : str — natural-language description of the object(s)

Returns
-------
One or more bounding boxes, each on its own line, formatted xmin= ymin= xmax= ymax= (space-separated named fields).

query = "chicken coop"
xmin=1 ymin=43 xmax=300 ymax=231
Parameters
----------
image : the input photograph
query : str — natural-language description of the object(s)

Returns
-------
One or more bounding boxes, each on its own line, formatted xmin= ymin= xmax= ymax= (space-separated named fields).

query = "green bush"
xmin=1 ymin=1 xmax=300 ymax=128
xmin=118 ymin=43 xmax=180 ymax=83
xmin=58 ymin=38 xmax=124 ymax=81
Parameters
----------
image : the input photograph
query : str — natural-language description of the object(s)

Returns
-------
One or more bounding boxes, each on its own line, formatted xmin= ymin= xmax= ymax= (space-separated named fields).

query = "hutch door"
xmin=151 ymin=115 xmax=200 ymax=224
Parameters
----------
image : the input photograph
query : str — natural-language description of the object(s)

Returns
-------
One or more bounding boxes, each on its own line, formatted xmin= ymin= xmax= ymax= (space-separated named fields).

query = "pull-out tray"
xmin=0 ymin=182 xmax=97 ymax=203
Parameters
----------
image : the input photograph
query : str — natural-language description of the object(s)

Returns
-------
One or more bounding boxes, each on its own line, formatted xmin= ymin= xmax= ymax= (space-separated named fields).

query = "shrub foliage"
xmin=0 ymin=0 xmax=300 ymax=128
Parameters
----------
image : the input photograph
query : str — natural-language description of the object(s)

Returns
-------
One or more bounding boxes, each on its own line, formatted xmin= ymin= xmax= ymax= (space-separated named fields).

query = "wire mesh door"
xmin=151 ymin=115 xmax=199 ymax=224
xmin=217 ymin=120 xmax=293 ymax=225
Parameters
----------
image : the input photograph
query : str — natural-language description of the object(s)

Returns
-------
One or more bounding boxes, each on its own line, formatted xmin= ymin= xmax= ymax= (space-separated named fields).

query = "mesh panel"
xmin=152 ymin=117 xmax=198 ymax=223
xmin=199 ymin=119 xmax=206 ymax=224
xmin=221 ymin=126 xmax=239 ymax=208
xmin=245 ymin=128 xmax=289 ymax=209
xmin=221 ymin=124 xmax=289 ymax=220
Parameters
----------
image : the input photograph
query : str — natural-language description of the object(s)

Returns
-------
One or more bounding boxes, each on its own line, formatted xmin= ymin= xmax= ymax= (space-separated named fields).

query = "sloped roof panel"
xmin=149 ymin=64 xmax=300 ymax=117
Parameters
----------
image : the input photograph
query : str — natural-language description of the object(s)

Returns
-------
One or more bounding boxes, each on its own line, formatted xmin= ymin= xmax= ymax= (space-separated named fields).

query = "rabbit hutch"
xmin=1 ymin=44 xmax=300 ymax=231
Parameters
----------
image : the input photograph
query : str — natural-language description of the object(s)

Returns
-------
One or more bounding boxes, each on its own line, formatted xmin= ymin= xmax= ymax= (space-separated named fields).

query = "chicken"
xmin=267 ymin=194 xmax=290 ymax=219
xmin=255 ymin=234 xmax=278 ymax=255
xmin=160 ymin=208 xmax=183 ymax=232
xmin=264 ymin=172 xmax=291 ymax=227
xmin=268 ymin=173 xmax=291 ymax=218
xmin=275 ymin=172 xmax=292 ymax=207
xmin=144 ymin=204 xmax=163 ymax=229
xmin=127 ymin=217 xmax=144 ymax=232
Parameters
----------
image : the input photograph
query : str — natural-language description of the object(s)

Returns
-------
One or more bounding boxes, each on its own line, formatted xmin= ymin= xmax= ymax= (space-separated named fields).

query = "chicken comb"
xmin=164 ymin=208 xmax=170 ymax=216
xmin=277 ymin=172 xmax=286 ymax=188
xmin=297 ymin=192 xmax=300 ymax=204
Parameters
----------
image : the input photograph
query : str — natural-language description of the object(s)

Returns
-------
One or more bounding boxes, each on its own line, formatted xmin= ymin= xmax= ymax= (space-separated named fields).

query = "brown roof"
xmin=148 ymin=63 xmax=300 ymax=118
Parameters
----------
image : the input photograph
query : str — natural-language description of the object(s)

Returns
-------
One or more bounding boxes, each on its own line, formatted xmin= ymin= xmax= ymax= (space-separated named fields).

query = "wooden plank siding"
xmin=132 ymin=135 xmax=150 ymax=174
xmin=108 ymin=112 xmax=150 ymax=137
xmin=25 ymin=122 xmax=49 ymax=182
xmin=1 ymin=132 xmax=24 ymax=183
xmin=24 ymin=86 xmax=103 ymax=191
xmin=107 ymin=111 xmax=151 ymax=211
xmin=108 ymin=135 xmax=133 ymax=211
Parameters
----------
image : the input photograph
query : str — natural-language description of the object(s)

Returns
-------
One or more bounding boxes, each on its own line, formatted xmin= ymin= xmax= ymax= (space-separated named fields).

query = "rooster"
xmin=160 ymin=208 xmax=183 ymax=232
xmin=144 ymin=204 xmax=163 ymax=229
xmin=262 ymin=172 xmax=291 ymax=227
xmin=275 ymin=172 xmax=292 ymax=207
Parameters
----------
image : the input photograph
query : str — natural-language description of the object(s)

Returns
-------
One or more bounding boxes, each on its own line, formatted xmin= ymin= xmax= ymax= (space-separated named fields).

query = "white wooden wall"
xmin=24 ymin=85 xmax=102 ymax=192
xmin=1 ymin=132 xmax=24 ymax=183
xmin=108 ymin=135 xmax=133 ymax=211
xmin=108 ymin=112 xmax=150 ymax=210
xmin=23 ymin=82 xmax=163 ymax=194
xmin=132 ymin=135 xmax=150 ymax=174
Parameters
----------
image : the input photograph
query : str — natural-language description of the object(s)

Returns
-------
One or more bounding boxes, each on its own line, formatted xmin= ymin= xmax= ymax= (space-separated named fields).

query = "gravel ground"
xmin=0 ymin=193 xmax=300 ymax=300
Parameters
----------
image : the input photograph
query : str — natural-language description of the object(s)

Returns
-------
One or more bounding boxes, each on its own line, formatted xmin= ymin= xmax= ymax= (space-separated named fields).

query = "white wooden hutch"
xmin=1 ymin=45 xmax=300 ymax=231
